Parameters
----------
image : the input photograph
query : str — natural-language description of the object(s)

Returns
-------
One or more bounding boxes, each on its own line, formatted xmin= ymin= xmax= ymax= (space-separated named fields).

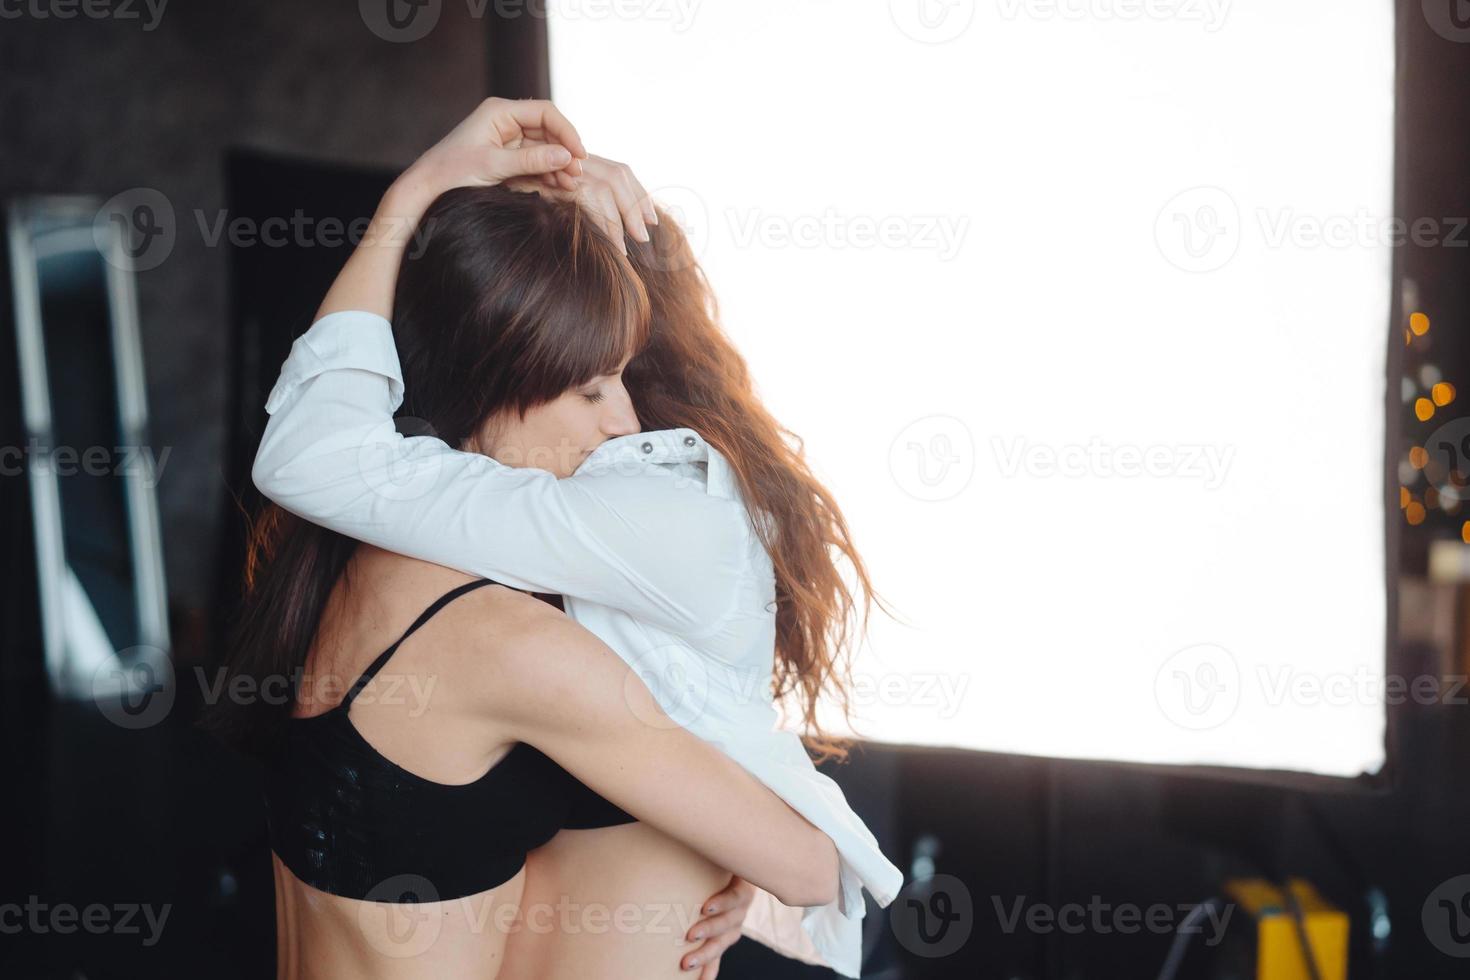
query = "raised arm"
xmin=253 ymin=100 xmax=745 ymax=636
xmin=315 ymin=96 xmax=587 ymax=322
xmin=478 ymin=601 xmax=839 ymax=909
xmin=252 ymin=308 xmax=749 ymax=637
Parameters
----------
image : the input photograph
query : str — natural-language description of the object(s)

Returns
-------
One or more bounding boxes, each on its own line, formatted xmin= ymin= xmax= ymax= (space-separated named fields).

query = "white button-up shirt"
xmin=252 ymin=310 xmax=902 ymax=978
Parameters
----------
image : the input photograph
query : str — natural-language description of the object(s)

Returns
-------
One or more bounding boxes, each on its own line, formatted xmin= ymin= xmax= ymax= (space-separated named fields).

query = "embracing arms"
xmin=465 ymin=592 xmax=839 ymax=910
xmin=252 ymin=320 xmax=749 ymax=637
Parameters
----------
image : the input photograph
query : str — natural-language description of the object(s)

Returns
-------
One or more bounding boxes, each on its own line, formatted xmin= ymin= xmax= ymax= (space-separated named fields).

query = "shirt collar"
xmin=575 ymin=427 xmax=710 ymax=475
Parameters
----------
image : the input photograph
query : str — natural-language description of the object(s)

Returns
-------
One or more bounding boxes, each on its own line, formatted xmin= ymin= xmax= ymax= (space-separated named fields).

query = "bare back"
xmin=272 ymin=544 xmax=726 ymax=980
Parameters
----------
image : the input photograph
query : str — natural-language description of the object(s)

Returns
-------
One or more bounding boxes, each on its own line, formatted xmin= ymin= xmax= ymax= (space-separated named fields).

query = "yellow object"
xmin=1224 ymin=879 xmax=1348 ymax=980
xmin=1415 ymin=397 xmax=1435 ymax=421
xmin=1410 ymin=311 xmax=1430 ymax=335
xmin=1432 ymin=381 xmax=1456 ymax=407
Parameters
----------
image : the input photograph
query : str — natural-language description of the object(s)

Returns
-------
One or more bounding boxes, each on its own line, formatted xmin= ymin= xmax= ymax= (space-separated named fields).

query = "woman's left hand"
xmin=682 ymin=875 xmax=757 ymax=978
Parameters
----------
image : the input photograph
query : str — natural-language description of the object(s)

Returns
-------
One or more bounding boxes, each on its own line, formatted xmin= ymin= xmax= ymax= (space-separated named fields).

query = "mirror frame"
xmin=6 ymin=194 xmax=171 ymax=699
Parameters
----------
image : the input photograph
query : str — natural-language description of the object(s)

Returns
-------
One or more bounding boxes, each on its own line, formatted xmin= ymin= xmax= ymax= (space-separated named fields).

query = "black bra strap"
xmin=343 ymin=579 xmax=497 ymax=708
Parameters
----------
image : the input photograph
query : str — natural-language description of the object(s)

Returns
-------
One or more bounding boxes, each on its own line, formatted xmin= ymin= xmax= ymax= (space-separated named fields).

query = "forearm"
xmin=315 ymin=176 xmax=437 ymax=321
xmin=503 ymin=620 xmax=840 ymax=908
xmin=533 ymin=712 xmax=838 ymax=908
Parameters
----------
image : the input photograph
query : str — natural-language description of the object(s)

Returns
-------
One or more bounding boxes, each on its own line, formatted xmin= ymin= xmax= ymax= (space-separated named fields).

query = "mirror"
xmin=6 ymin=195 xmax=170 ymax=701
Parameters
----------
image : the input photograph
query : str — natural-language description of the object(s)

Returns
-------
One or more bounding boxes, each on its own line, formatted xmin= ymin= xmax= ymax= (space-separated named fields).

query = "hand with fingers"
xmin=503 ymin=148 xmax=660 ymax=255
xmin=388 ymin=96 xmax=591 ymax=214
xmin=322 ymin=96 xmax=598 ymax=319
xmin=384 ymin=95 xmax=658 ymax=254
xmin=680 ymin=874 xmax=758 ymax=979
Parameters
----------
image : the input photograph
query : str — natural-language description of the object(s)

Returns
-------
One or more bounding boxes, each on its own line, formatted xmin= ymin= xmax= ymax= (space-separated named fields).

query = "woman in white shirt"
xmin=243 ymin=98 xmax=901 ymax=978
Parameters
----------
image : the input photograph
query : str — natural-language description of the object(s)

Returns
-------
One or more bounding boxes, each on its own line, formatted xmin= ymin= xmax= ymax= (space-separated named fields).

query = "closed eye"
xmin=582 ymin=390 xmax=606 ymax=404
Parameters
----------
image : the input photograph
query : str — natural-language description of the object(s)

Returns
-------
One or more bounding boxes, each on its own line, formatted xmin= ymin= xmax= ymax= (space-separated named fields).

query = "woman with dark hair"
xmin=232 ymin=98 xmax=900 ymax=978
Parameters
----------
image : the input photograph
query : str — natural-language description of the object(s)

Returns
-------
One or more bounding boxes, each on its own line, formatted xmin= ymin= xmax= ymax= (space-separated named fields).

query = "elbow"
xmin=251 ymin=439 xmax=301 ymax=507
xmin=250 ymin=452 xmax=285 ymax=504
xmin=774 ymin=830 xmax=840 ymax=909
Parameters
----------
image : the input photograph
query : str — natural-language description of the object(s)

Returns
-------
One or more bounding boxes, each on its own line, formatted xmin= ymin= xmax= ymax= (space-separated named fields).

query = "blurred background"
xmin=2 ymin=1 xmax=1470 ymax=977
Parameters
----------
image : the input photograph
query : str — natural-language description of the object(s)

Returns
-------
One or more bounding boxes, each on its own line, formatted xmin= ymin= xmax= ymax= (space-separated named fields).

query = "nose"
xmin=602 ymin=382 xmax=641 ymax=438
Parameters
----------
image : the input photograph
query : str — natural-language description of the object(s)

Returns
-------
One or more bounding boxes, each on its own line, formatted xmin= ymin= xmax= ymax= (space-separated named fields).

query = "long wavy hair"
xmin=207 ymin=185 xmax=649 ymax=758
xmin=623 ymin=214 xmax=890 ymax=763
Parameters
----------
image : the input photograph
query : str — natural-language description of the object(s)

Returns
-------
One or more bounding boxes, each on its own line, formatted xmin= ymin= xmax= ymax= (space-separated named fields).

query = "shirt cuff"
xmin=263 ymin=309 xmax=405 ymax=415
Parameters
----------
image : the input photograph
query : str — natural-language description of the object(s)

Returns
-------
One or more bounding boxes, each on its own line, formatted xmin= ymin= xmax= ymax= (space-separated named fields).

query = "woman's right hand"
xmin=505 ymin=152 xmax=660 ymax=255
xmin=387 ymin=97 xmax=590 ymax=218
xmin=317 ymin=98 xmax=589 ymax=320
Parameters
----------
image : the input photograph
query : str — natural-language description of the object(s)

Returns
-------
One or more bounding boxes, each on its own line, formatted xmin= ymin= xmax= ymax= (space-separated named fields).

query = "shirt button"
xmin=683 ymin=435 xmax=697 ymax=447
xmin=641 ymin=441 xmax=654 ymax=454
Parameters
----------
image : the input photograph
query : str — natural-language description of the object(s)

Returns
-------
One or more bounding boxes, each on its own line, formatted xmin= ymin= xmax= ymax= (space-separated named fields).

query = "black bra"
xmin=264 ymin=579 xmax=634 ymax=902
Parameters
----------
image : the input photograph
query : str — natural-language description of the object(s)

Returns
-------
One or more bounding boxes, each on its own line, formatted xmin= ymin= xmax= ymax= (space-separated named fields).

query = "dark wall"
xmin=0 ymin=1 xmax=487 ymax=617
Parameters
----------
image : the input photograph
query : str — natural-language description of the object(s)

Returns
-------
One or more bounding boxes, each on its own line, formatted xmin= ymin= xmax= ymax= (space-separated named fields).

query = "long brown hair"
xmin=623 ymin=213 xmax=890 ymax=763
xmin=208 ymin=186 xmax=648 ymax=758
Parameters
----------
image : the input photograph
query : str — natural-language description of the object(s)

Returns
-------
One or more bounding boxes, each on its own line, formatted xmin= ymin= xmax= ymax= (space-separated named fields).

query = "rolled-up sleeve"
xmin=252 ymin=310 xmax=749 ymax=638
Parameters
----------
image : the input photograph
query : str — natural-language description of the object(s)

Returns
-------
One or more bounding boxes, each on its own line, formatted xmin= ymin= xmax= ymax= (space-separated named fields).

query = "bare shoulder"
xmin=341 ymin=546 xmax=567 ymax=657
xmin=435 ymin=583 xmax=629 ymax=730
xmin=428 ymin=573 xmax=591 ymax=679
xmin=447 ymin=578 xmax=567 ymax=637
